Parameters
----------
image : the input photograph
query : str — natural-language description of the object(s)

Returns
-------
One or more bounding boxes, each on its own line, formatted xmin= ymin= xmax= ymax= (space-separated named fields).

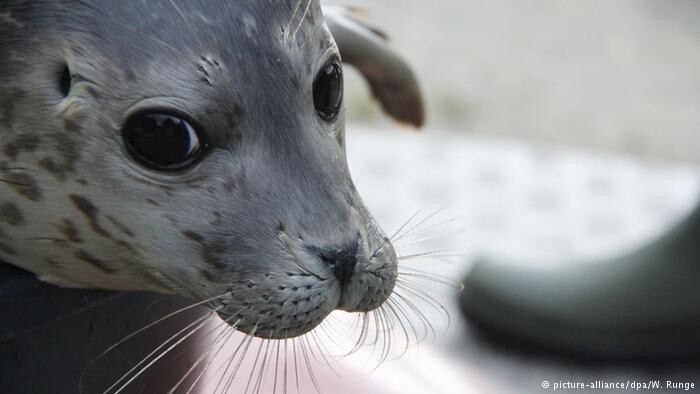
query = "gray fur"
xmin=0 ymin=0 xmax=399 ymax=339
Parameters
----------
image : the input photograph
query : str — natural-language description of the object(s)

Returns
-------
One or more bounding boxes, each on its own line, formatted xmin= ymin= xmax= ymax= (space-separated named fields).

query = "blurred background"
xmin=318 ymin=0 xmax=700 ymax=393
xmin=335 ymin=0 xmax=700 ymax=162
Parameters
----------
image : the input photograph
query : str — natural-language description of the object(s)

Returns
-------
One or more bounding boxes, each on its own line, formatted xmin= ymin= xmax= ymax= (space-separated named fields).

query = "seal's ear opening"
xmin=57 ymin=64 xmax=71 ymax=97
xmin=324 ymin=6 xmax=425 ymax=129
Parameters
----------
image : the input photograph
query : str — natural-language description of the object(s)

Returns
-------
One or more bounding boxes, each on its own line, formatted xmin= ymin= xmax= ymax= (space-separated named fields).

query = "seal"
xmin=0 ymin=1 xmax=424 ymax=340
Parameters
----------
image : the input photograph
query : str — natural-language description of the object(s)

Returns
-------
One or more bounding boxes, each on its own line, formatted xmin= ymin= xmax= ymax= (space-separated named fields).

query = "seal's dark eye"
xmin=122 ymin=112 xmax=205 ymax=172
xmin=313 ymin=60 xmax=343 ymax=121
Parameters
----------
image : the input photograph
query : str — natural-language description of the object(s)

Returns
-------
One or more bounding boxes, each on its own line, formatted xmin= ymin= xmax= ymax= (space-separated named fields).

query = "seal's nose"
xmin=317 ymin=242 xmax=359 ymax=287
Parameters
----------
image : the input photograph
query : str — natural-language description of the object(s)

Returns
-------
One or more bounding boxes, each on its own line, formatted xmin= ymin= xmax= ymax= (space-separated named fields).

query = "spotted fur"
xmin=0 ymin=0 xmax=399 ymax=339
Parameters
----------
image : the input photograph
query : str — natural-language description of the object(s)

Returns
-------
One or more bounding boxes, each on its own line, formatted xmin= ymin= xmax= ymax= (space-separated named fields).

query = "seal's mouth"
xmin=213 ymin=232 xmax=398 ymax=340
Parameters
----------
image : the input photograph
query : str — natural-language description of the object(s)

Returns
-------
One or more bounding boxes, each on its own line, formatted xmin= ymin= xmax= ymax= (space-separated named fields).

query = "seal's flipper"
xmin=324 ymin=6 xmax=425 ymax=128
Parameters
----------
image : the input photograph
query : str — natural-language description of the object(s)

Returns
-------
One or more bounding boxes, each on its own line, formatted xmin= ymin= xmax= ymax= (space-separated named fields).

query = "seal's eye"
xmin=313 ymin=60 xmax=343 ymax=121
xmin=122 ymin=112 xmax=205 ymax=172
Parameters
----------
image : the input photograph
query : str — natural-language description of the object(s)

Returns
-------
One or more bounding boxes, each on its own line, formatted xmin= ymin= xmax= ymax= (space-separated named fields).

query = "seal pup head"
xmin=0 ymin=1 xmax=424 ymax=339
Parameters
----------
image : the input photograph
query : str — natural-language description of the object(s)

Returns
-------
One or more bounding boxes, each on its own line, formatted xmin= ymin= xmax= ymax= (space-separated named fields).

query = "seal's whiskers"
xmin=184 ymin=325 xmax=238 ymax=394
xmin=398 ymin=267 xmax=457 ymax=286
xmin=243 ymin=338 xmax=266 ymax=394
xmin=182 ymin=213 xmax=456 ymax=392
xmin=398 ymin=250 xmax=465 ymax=261
xmin=106 ymin=310 xmax=218 ymax=394
xmin=393 ymin=229 xmax=466 ymax=248
xmin=96 ymin=294 xmax=227 ymax=363
xmin=291 ymin=0 xmax=314 ymax=39
xmin=299 ymin=334 xmax=322 ymax=394
xmin=392 ymin=204 xmax=452 ymax=242
xmin=168 ymin=314 xmax=241 ymax=393
xmin=217 ymin=324 xmax=258 ymax=394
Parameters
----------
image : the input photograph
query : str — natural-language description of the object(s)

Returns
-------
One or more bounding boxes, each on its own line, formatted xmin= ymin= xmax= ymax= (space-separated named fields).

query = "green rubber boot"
xmin=460 ymin=203 xmax=700 ymax=360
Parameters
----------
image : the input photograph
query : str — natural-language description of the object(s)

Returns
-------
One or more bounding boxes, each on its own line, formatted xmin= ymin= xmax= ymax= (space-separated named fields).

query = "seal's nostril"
xmin=58 ymin=64 xmax=71 ymax=97
xmin=317 ymin=242 xmax=358 ymax=287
